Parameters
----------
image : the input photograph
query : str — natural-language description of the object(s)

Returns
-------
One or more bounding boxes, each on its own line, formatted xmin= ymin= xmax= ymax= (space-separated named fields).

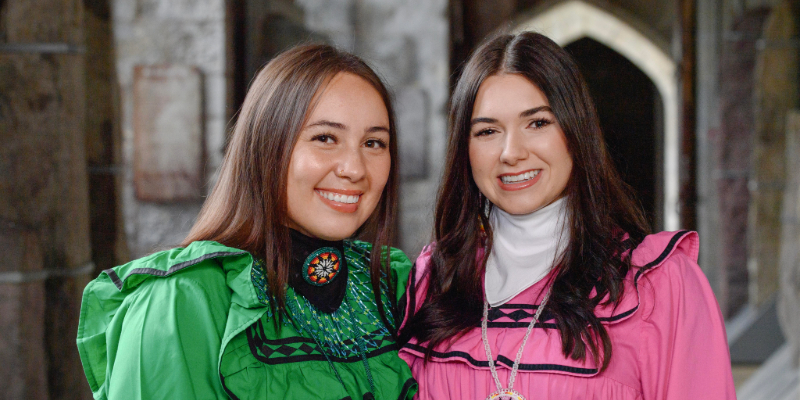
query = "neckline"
xmin=288 ymin=229 xmax=349 ymax=313
xmin=484 ymin=197 xmax=569 ymax=306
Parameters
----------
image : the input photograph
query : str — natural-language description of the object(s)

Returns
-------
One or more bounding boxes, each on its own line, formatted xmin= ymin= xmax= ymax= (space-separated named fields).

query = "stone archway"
xmin=514 ymin=0 xmax=680 ymax=230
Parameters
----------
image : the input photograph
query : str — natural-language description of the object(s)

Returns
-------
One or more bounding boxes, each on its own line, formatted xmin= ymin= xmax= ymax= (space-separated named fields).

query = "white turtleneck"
xmin=484 ymin=197 xmax=570 ymax=307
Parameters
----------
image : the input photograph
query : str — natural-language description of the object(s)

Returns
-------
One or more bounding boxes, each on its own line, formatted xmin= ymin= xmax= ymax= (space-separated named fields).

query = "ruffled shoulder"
xmin=76 ymin=241 xmax=251 ymax=398
xmin=594 ymin=230 xmax=698 ymax=323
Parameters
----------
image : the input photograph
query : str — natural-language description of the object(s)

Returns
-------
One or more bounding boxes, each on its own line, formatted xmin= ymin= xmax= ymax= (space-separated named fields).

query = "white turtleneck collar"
xmin=484 ymin=197 xmax=570 ymax=306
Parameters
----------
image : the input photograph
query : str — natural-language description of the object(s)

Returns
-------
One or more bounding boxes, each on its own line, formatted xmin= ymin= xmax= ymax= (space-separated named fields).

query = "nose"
xmin=334 ymin=146 xmax=367 ymax=182
xmin=499 ymin=130 xmax=527 ymax=165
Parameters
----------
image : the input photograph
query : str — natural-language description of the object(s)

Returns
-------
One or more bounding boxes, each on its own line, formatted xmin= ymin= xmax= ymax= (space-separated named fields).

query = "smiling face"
xmin=286 ymin=72 xmax=391 ymax=240
xmin=468 ymin=73 xmax=573 ymax=215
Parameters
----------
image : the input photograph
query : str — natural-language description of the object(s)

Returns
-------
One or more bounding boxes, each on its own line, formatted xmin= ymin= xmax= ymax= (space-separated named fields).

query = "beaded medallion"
xmin=486 ymin=389 xmax=526 ymax=400
xmin=303 ymin=247 xmax=342 ymax=286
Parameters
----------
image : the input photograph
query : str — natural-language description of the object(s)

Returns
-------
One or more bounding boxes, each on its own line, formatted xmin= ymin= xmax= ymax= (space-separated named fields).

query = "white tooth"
xmin=333 ymin=194 xmax=341 ymax=202
xmin=348 ymin=195 xmax=357 ymax=203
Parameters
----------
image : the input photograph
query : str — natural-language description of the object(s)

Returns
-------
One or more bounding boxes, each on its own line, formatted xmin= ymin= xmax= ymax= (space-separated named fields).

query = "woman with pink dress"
xmin=398 ymin=31 xmax=736 ymax=400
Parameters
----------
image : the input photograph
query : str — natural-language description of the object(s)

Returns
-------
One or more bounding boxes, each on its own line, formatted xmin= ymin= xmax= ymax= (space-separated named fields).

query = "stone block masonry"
xmin=113 ymin=0 xmax=227 ymax=256
xmin=133 ymin=64 xmax=204 ymax=202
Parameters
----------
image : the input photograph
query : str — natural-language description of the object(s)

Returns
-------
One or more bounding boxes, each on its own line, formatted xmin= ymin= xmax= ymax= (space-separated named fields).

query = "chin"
xmin=310 ymin=222 xmax=360 ymax=241
xmin=495 ymin=202 xmax=543 ymax=215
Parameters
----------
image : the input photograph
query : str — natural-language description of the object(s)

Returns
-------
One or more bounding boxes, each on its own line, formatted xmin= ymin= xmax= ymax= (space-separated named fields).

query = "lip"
xmin=315 ymin=188 xmax=363 ymax=213
xmin=497 ymin=169 xmax=541 ymax=191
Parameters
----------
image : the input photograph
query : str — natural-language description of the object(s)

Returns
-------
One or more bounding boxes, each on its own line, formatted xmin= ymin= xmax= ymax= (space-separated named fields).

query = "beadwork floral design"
xmin=304 ymin=248 xmax=341 ymax=286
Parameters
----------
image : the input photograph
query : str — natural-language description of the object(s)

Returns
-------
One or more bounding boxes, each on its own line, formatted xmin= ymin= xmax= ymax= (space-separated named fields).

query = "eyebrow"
xmin=470 ymin=106 xmax=554 ymax=126
xmin=306 ymin=119 xmax=390 ymax=134
xmin=366 ymin=126 xmax=390 ymax=134
xmin=307 ymin=120 xmax=347 ymax=130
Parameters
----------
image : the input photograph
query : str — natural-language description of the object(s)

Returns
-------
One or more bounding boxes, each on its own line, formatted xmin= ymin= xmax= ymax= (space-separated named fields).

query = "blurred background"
xmin=0 ymin=0 xmax=799 ymax=398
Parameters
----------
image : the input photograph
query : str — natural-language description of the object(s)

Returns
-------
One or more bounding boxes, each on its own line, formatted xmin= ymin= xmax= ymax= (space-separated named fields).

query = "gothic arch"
xmin=514 ymin=0 xmax=680 ymax=230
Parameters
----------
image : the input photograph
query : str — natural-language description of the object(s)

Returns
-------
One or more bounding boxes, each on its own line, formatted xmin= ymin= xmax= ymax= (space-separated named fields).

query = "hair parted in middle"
xmin=400 ymin=31 xmax=650 ymax=371
xmin=183 ymin=44 xmax=400 ymax=329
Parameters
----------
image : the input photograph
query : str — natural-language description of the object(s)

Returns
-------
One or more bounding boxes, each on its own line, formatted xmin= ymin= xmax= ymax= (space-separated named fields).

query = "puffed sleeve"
xmin=77 ymin=262 xmax=231 ymax=400
xmin=637 ymin=251 xmax=736 ymax=399
xmin=388 ymin=246 xmax=413 ymax=302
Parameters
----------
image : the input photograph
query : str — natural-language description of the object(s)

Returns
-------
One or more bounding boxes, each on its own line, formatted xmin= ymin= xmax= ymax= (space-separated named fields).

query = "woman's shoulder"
xmin=347 ymin=240 xmax=410 ymax=263
xmin=627 ymin=230 xmax=703 ymax=290
xmin=347 ymin=240 xmax=412 ymax=276
xmin=79 ymin=240 xmax=252 ymax=338
xmin=77 ymin=241 xmax=247 ymax=398
xmin=593 ymin=230 xmax=707 ymax=323
xmin=93 ymin=240 xmax=249 ymax=293
xmin=347 ymin=240 xmax=413 ymax=301
xmin=603 ymin=230 xmax=719 ymax=325
xmin=629 ymin=230 xmax=718 ymax=318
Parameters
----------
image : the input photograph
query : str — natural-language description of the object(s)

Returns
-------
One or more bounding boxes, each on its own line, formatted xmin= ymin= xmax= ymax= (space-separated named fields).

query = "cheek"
xmin=468 ymin=142 xmax=489 ymax=180
xmin=550 ymin=145 xmax=573 ymax=189
xmin=368 ymin=155 xmax=392 ymax=195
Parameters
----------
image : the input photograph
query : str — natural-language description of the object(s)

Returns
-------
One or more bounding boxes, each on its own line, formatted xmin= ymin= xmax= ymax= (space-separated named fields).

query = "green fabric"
xmin=76 ymin=240 xmax=415 ymax=400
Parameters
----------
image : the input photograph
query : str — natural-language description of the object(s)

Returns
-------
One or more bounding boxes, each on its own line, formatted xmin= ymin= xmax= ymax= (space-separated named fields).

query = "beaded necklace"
xmin=481 ymin=285 xmax=553 ymax=400
xmin=251 ymin=242 xmax=393 ymax=396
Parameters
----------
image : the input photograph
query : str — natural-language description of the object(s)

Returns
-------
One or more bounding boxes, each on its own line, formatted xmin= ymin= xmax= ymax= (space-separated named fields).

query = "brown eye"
xmin=528 ymin=119 xmax=552 ymax=129
xmin=473 ymin=128 xmax=496 ymax=137
xmin=312 ymin=133 xmax=336 ymax=144
xmin=365 ymin=139 xmax=388 ymax=149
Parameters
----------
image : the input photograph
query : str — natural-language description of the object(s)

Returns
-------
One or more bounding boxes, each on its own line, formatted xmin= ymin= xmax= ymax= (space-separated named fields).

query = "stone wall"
xmin=749 ymin=0 xmax=798 ymax=306
xmin=112 ymin=0 xmax=228 ymax=256
xmin=113 ymin=0 xmax=447 ymax=258
xmin=0 ymin=0 xmax=94 ymax=397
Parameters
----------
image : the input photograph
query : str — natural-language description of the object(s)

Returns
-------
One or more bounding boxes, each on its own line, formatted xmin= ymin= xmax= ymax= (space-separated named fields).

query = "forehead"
xmin=306 ymin=72 xmax=389 ymax=123
xmin=472 ymin=73 xmax=550 ymax=117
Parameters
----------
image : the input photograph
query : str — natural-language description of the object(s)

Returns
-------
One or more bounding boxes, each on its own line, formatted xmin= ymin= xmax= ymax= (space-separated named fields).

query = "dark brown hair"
xmin=183 ymin=44 xmax=399 ymax=326
xmin=400 ymin=32 xmax=650 ymax=371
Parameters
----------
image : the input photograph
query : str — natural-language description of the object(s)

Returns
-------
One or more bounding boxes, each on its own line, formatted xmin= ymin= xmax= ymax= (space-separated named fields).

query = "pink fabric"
xmin=399 ymin=231 xmax=737 ymax=399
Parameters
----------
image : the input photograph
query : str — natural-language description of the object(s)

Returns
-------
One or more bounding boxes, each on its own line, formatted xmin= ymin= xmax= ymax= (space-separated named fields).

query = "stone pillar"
xmin=696 ymin=0 xmax=723 ymax=297
xmin=84 ymin=0 xmax=128 ymax=274
xmin=750 ymin=0 xmax=799 ymax=306
xmin=0 ymin=0 xmax=94 ymax=398
xmin=717 ymin=8 xmax=771 ymax=316
xmin=779 ymin=111 xmax=800 ymax=368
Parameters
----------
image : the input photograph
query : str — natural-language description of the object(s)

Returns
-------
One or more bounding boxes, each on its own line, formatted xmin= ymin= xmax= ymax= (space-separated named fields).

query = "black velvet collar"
xmin=288 ymin=229 xmax=348 ymax=314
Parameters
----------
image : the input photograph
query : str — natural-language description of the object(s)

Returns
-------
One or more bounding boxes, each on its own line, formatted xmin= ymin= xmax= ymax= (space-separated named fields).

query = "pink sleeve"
xmin=637 ymin=253 xmax=737 ymax=399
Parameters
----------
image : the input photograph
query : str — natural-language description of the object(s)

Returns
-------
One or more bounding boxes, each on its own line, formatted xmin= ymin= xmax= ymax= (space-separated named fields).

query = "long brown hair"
xmin=183 ymin=44 xmax=399 ymax=326
xmin=400 ymin=32 xmax=650 ymax=371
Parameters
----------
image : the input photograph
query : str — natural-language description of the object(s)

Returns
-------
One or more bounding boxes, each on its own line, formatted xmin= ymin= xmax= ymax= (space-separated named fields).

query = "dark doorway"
xmin=565 ymin=38 xmax=661 ymax=229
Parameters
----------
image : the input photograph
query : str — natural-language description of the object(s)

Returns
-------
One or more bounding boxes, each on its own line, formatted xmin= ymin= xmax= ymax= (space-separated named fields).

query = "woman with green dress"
xmin=76 ymin=44 xmax=416 ymax=400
